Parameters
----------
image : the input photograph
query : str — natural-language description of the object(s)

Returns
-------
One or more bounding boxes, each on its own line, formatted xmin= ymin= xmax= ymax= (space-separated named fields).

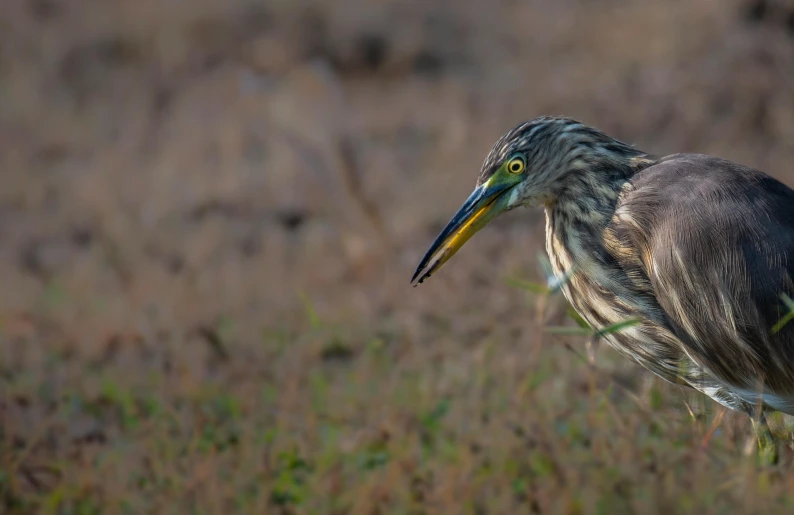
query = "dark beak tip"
xmin=410 ymin=268 xmax=430 ymax=286
xmin=410 ymin=184 xmax=489 ymax=289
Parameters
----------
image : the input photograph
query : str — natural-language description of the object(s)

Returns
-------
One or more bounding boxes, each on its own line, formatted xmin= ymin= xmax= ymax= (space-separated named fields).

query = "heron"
xmin=411 ymin=116 xmax=794 ymax=460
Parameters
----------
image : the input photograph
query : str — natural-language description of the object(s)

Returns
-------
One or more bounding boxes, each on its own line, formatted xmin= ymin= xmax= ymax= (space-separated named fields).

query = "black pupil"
xmin=511 ymin=162 xmax=520 ymax=171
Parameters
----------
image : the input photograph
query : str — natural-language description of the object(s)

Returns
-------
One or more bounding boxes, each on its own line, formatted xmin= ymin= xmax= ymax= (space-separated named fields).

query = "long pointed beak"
xmin=411 ymin=181 xmax=512 ymax=285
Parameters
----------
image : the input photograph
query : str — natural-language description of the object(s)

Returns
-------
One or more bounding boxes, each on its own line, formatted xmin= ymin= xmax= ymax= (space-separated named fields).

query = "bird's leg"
xmin=747 ymin=412 xmax=779 ymax=466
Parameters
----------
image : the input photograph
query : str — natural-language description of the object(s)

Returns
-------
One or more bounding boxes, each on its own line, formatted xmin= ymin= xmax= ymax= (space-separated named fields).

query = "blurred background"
xmin=4 ymin=0 xmax=794 ymax=513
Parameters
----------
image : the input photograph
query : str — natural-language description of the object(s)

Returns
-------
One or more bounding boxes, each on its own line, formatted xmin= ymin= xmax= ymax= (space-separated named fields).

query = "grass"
xmin=5 ymin=0 xmax=794 ymax=512
xmin=4 ymin=284 xmax=794 ymax=515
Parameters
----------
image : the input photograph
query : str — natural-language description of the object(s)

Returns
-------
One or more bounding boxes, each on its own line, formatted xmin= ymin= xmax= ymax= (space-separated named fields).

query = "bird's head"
xmin=411 ymin=116 xmax=651 ymax=285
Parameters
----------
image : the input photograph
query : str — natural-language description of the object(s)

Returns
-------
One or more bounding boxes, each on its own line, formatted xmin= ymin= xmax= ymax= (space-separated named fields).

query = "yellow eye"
xmin=506 ymin=157 xmax=525 ymax=174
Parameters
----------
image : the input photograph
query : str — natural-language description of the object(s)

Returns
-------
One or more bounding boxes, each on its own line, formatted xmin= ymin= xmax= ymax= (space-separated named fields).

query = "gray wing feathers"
xmin=618 ymin=154 xmax=794 ymax=395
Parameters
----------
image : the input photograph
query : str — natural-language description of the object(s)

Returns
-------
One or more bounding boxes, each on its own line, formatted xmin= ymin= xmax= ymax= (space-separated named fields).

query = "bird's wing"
xmin=612 ymin=154 xmax=794 ymax=397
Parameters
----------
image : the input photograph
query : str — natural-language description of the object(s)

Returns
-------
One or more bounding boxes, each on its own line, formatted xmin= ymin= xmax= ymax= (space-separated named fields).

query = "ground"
xmin=3 ymin=0 xmax=794 ymax=513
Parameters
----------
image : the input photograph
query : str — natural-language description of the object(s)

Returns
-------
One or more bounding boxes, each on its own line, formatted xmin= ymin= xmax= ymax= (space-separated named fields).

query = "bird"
xmin=411 ymin=116 xmax=794 ymax=459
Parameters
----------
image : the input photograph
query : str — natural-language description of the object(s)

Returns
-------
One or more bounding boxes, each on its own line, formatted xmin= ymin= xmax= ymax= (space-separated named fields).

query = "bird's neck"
xmin=548 ymin=154 xmax=655 ymax=230
xmin=544 ymin=154 xmax=656 ymax=273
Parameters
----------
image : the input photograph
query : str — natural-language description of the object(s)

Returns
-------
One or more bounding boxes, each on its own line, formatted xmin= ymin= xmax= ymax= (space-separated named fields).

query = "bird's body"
xmin=545 ymin=152 xmax=794 ymax=417
xmin=412 ymin=116 xmax=794 ymax=441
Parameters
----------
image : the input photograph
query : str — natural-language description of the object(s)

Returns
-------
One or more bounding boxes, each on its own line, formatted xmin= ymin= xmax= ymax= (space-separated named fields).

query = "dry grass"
xmin=4 ymin=0 xmax=794 ymax=513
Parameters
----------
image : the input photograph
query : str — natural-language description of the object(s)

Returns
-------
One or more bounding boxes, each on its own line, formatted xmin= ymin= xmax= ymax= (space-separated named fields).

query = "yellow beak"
xmin=411 ymin=181 xmax=512 ymax=285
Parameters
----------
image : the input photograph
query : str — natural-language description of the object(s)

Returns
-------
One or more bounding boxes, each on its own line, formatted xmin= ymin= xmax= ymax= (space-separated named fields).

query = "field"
xmin=4 ymin=0 xmax=794 ymax=513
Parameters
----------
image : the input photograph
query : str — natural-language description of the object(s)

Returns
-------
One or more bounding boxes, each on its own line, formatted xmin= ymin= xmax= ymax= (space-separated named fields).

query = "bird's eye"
xmin=506 ymin=157 xmax=525 ymax=174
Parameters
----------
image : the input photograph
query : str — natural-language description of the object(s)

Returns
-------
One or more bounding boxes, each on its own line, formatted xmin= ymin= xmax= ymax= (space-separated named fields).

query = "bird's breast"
xmin=544 ymin=207 xmax=685 ymax=383
xmin=545 ymin=208 xmax=638 ymax=326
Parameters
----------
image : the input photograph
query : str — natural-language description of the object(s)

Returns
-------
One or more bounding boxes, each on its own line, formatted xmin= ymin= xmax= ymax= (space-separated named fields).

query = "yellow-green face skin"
xmin=411 ymin=157 xmax=526 ymax=285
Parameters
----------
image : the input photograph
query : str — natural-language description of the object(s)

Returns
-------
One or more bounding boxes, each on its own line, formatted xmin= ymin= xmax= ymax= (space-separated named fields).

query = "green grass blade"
xmin=298 ymin=291 xmax=322 ymax=329
xmin=772 ymin=294 xmax=794 ymax=334
xmin=596 ymin=318 xmax=642 ymax=336
xmin=772 ymin=313 xmax=794 ymax=335
xmin=504 ymin=277 xmax=550 ymax=295
xmin=566 ymin=308 xmax=591 ymax=329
